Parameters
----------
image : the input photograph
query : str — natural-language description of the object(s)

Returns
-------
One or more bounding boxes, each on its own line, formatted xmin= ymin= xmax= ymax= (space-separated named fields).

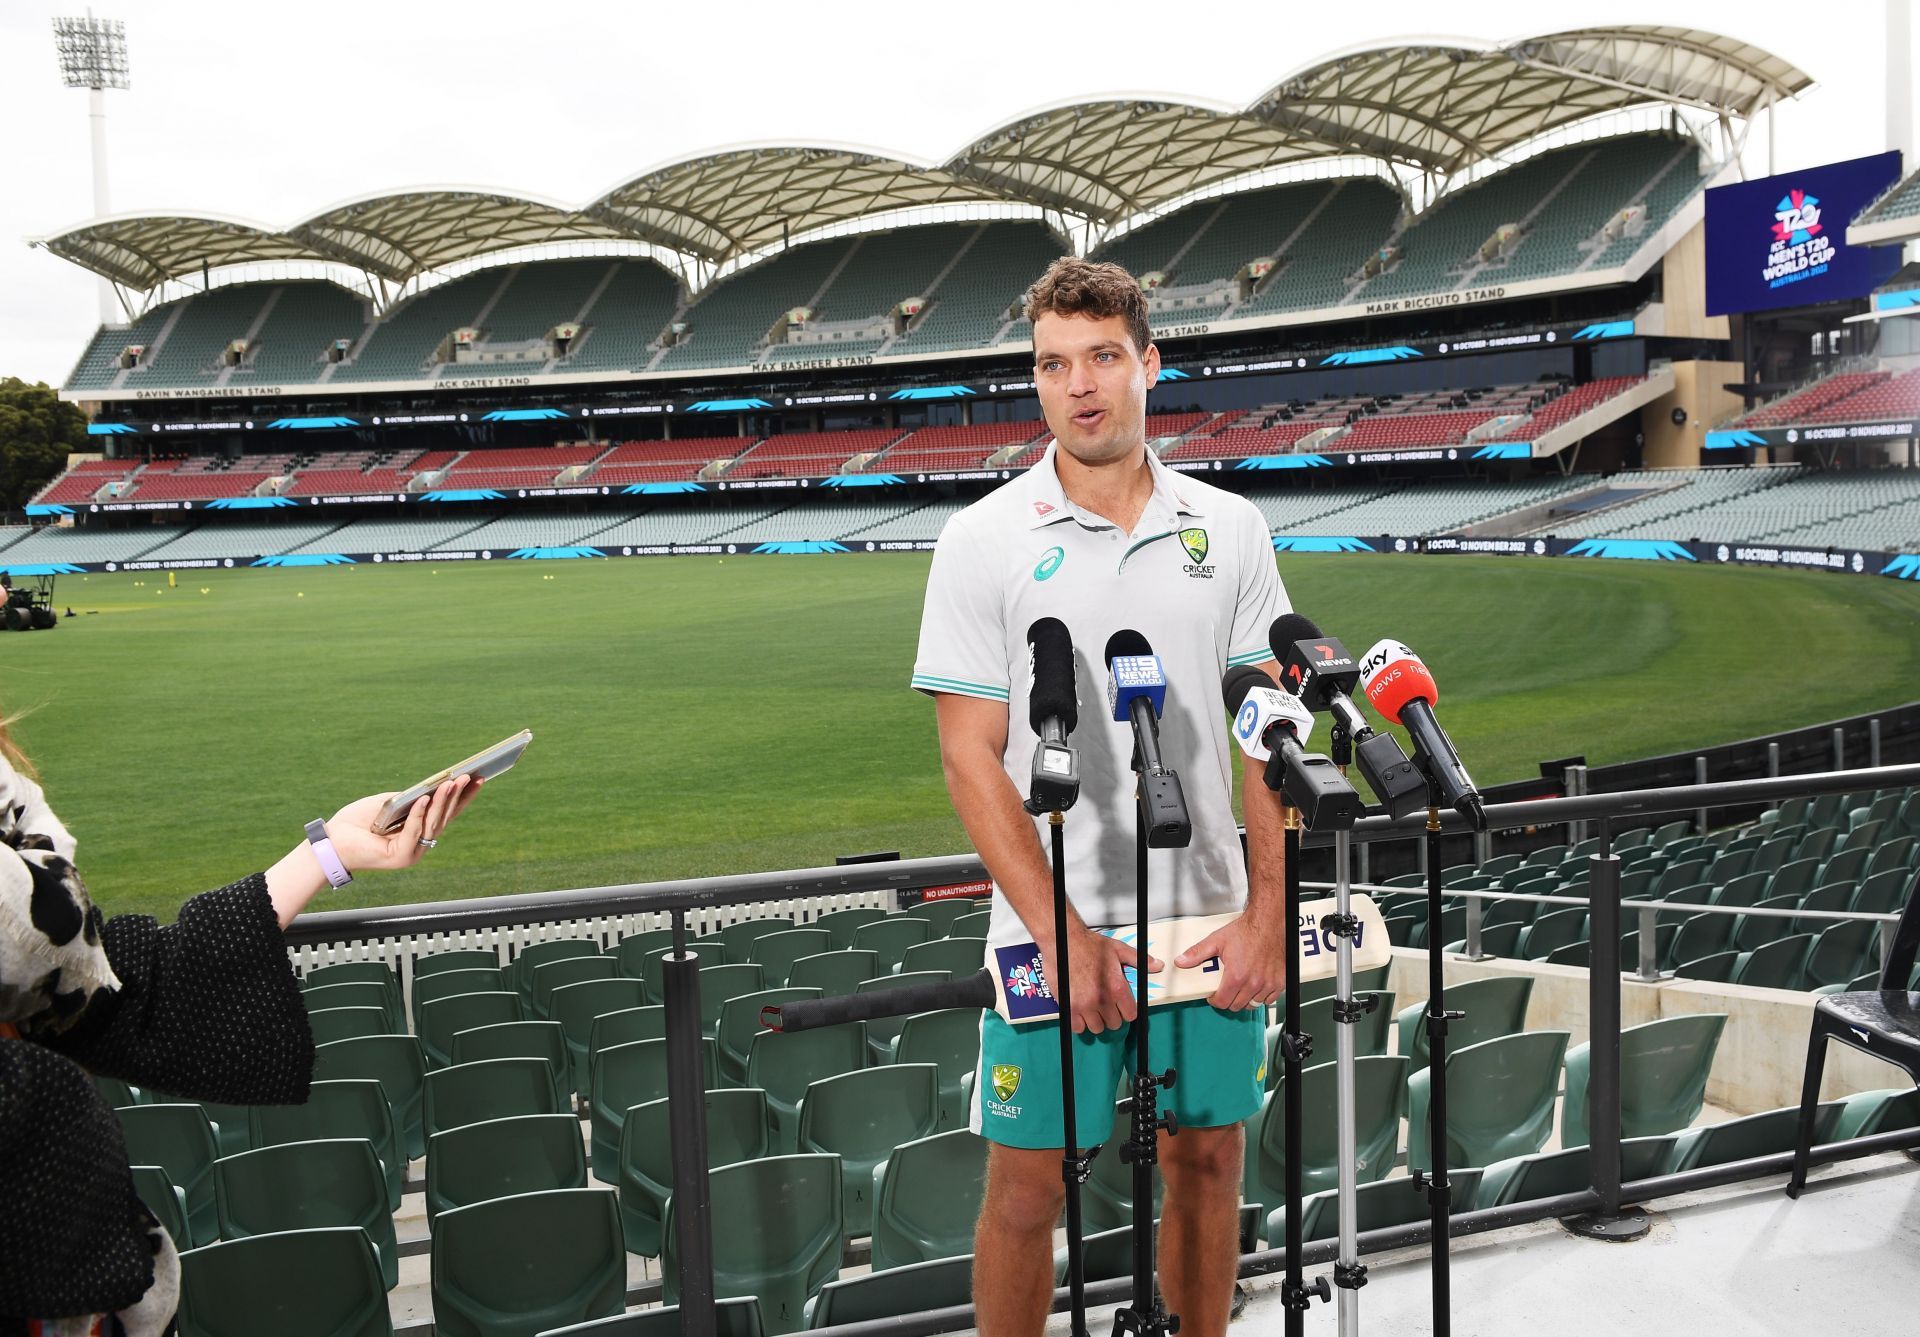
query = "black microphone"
xmin=1222 ymin=665 xmax=1363 ymax=830
xmin=1267 ymin=613 xmax=1428 ymax=819
xmin=1025 ymin=617 xmax=1080 ymax=814
xmin=1104 ymin=629 xmax=1190 ymax=848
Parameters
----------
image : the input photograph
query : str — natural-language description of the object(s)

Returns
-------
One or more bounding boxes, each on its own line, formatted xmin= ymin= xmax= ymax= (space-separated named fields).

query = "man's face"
xmin=1033 ymin=311 xmax=1160 ymax=466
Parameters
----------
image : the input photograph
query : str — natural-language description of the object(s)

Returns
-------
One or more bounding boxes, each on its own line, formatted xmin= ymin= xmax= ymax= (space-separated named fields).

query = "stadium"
xmin=11 ymin=14 xmax=1920 ymax=1337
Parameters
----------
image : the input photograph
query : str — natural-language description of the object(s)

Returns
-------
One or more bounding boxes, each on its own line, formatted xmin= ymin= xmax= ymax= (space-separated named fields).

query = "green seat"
xmin=590 ymin=1037 xmax=719 ymax=1182
xmin=1668 ymin=1103 xmax=1842 ymax=1172
xmin=312 ymin=1033 xmax=430 ymax=1160
xmin=1794 ymin=883 xmax=1857 ymax=936
xmin=949 ymin=910 xmax=993 ymax=939
xmin=530 ymin=956 xmax=619 ymax=1020
xmin=179 ymin=1227 xmax=392 ymax=1337
xmin=418 ymin=991 xmax=523 ymax=1070
xmin=1819 ymin=847 xmax=1873 ymax=888
xmin=1673 ymin=950 xmax=1740 ymax=983
xmin=432 ymin=1188 xmax=625 ymax=1337
xmin=698 ymin=963 xmax=771 ymax=1039
xmin=746 ymin=1021 xmax=869 ymax=1153
xmin=305 ymin=961 xmax=400 ymax=997
xmin=1733 ymin=934 xmax=1815 ymax=990
xmin=716 ymin=917 xmax=797 ymax=962
xmin=509 ymin=939 xmax=601 ymax=1005
xmin=752 ymin=929 xmax=832 ymax=988
xmin=452 ymin=1020 xmax=570 ymax=1112
xmin=425 ymin=1113 xmax=587 ymax=1223
xmin=411 ymin=967 xmax=507 ymax=1030
xmin=310 ymin=1006 xmax=390 ymax=1046
xmin=806 ymin=1253 xmax=971 ymax=1328
xmin=1805 ymin=919 xmax=1879 ymax=988
xmin=213 ymin=1138 xmax=399 ymax=1289
xmin=853 ymin=917 xmax=931 ymax=972
xmin=95 ymin=1073 xmax=143 ymax=1108
xmin=718 ymin=988 xmax=821 ymax=1086
xmin=1521 ymin=908 xmax=1588 ymax=961
xmin=798 ymin=1064 xmax=942 ymax=1237
xmin=1407 ymin=1031 xmax=1570 ymax=1172
xmin=305 ymin=981 xmax=402 ymax=1034
xmin=858 ymin=970 xmax=951 ymax=1064
xmin=812 ymin=907 xmax=889 ymax=950
xmin=1395 ymin=976 xmax=1533 ymax=1067
xmin=413 ymin=949 xmax=500 ymax=979
xmin=638 ymin=942 xmax=728 ymax=1004
xmin=1073 ymin=1206 xmax=1262 ymax=1280
xmin=1441 ymin=922 xmax=1524 ymax=959
xmin=538 ymin=1298 xmax=765 ymax=1335
xmin=1273 ymin=1170 xmax=1482 ymax=1246
xmin=251 ymin=1079 xmax=403 ymax=1211
xmin=900 ymin=937 xmax=986 ymax=978
xmin=921 ymin=898 xmax=984 ymax=937
xmin=1562 ymin=1014 xmax=1727 ymax=1149
xmin=664 ymin=1154 xmax=842 ymax=1335
xmin=1474 ymin=1136 xmax=1675 ymax=1208
xmin=1732 ymin=895 xmax=1802 ymax=953
xmin=1283 ymin=962 xmax=1391 ymax=1012
xmin=1413 ymin=905 xmax=1464 ymax=952
xmin=890 ymin=1008 xmax=984 ymax=1129
xmin=612 ymin=928 xmax=678 ymax=979
xmin=618 ymin=1087 xmax=771 ymax=1257
xmin=1769 ymin=857 xmax=1824 ymax=904
xmin=1852 ymin=868 xmax=1913 ymax=917
xmin=130 ymin=1162 xmax=190 ymax=1249
xmin=551 ymin=977 xmax=650 ymax=1097
xmin=1272 ymin=993 xmax=1395 ymax=1078
xmin=588 ymin=1005 xmax=666 ymax=1059
xmin=787 ymin=949 xmax=879 ymax=997
xmin=426 ymin=1056 xmax=561 ymax=1139
xmin=1250 ymin=1057 xmax=1407 ymax=1240
xmin=118 ymin=1104 xmax=219 ymax=1247
xmin=1666 ymin=912 xmax=1734 ymax=970
xmin=186 ymin=1099 xmax=252 ymax=1161
xmin=1479 ymin=853 xmax=1524 ymax=876
xmin=1543 ymin=941 xmax=1589 ymax=967
xmin=1712 ymin=871 xmax=1771 ymax=909
xmin=1864 ymin=836 xmax=1916 ymax=880
xmin=1831 ymin=1086 xmax=1920 ymax=1140
xmin=870 ymin=1127 xmax=988 ymax=1270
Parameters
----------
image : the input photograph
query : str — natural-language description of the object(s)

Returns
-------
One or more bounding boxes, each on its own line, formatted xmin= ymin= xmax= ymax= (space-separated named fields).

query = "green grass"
xmin=11 ymin=554 xmax=1920 ymax=921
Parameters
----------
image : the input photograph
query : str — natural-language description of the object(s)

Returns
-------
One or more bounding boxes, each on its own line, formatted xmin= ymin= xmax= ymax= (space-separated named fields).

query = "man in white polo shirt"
xmin=912 ymin=256 xmax=1292 ymax=1337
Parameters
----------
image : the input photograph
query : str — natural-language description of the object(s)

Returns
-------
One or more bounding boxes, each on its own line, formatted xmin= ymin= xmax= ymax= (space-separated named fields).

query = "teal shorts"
xmin=969 ymin=999 xmax=1266 ymax=1149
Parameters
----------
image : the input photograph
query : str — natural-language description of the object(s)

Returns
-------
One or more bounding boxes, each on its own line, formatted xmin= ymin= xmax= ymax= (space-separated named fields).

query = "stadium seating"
xmin=178 ymin=1228 xmax=392 ymax=1337
xmin=869 ymin=1127 xmax=989 ymax=1271
xmin=619 ymin=1087 xmax=772 ymax=1257
xmin=891 ymin=222 xmax=1064 ymax=353
xmin=873 ymin=421 xmax=1045 ymax=474
xmin=432 ymin=1188 xmax=626 ymax=1337
xmin=212 ymin=1139 xmax=399 ymax=1289
xmin=424 ymin=1112 xmax=588 ymax=1224
xmin=662 ymin=1154 xmax=844 ymax=1333
xmin=556 ymin=262 xmax=684 ymax=372
xmin=799 ymin=1063 xmax=943 ymax=1237
xmin=312 ymin=1034 xmax=429 ymax=1160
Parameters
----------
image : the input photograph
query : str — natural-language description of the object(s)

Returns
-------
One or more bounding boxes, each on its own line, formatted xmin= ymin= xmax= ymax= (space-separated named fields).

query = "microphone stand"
xmin=1325 ymin=717 xmax=1371 ymax=1337
xmin=1278 ymin=803 xmax=1327 ymax=1336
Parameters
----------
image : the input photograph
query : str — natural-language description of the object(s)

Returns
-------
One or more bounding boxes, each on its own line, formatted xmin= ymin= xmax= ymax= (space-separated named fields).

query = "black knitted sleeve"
xmin=39 ymin=873 xmax=314 ymax=1105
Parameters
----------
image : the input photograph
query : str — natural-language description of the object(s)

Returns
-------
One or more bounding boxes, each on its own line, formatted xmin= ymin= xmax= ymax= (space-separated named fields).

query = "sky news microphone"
xmin=1025 ymin=617 xmax=1080 ymax=813
xmin=1358 ymin=638 xmax=1488 ymax=829
xmin=1222 ymin=664 xmax=1362 ymax=829
xmin=1268 ymin=613 xmax=1429 ymax=818
xmin=1105 ymin=629 xmax=1190 ymax=847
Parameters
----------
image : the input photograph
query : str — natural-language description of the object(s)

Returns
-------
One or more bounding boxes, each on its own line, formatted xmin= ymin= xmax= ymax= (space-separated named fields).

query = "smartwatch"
xmin=304 ymin=819 xmax=353 ymax=889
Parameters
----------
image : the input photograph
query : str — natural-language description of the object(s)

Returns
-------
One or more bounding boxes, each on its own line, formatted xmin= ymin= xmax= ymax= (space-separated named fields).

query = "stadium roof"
xmin=32 ymin=25 xmax=1810 ymax=292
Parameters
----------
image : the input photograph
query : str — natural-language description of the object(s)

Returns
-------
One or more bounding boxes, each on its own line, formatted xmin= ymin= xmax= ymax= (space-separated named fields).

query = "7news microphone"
xmin=1024 ymin=617 xmax=1080 ymax=814
xmin=1105 ymin=629 xmax=1191 ymax=847
xmin=1358 ymin=639 xmax=1488 ymax=829
xmin=1268 ymin=613 xmax=1428 ymax=818
xmin=1221 ymin=665 xmax=1363 ymax=830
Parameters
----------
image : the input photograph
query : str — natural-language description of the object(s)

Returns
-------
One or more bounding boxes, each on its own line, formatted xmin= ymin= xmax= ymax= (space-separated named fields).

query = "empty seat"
xmin=718 ymin=987 xmax=820 ymax=1086
xmin=130 ymin=1162 xmax=190 ymax=1249
xmin=618 ymin=1087 xmax=771 ymax=1257
xmin=746 ymin=1021 xmax=869 ymax=1153
xmin=432 ymin=1188 xmax=626 ymax=1337
xmin=590 ymin=1037 xmax=718 ymax=1181
xmin=178 ymin=1227 xmax=391 ymax=1337
xmin=1396 ymin=976 xmax=1534 ymax=1067
xmin=530 ymin=956 xmax=620 ymax=1020
xmin=425 ymin=1056 xmax=562 ymax=1139
xmin=663 ymin=1154 xmax=843 ymax=1335
xmin=798 ymin=1063 xmax=943 ymax=1237
xmin=118 ymin=1104 xmax=220 ymax=1247
xmin=425 ymin=1113 xmax=588 ymax=1223
xmin=413 ymin=949 xmax=501 ymax=980
xmin=853 ymin=918 xmax=931 ymax=972
xmin=1407 ymin=1031 xmax=1571 ymax=1171
xmin=1676 ymin=1103 xmax=1842 ymax=1172
xmin=716 ymin=918 xmax=797 ymax=961
xmin=309 ymin=1006 xmax=391 ymax=1046
xmin=612 ymin=927 xmax=678 ymax=979
xmin=508 ymin=939 xmax=602 ymax=1004
xmin=212 ymin=1138 xmax=399 ymax=1289
xmin=250 ymin=1079 xmax=403 ymax=1211
xmin=900 ymin=937 xmax=987 ymax=978
xmin=411 ymin=967 xmax=508 ymax=1030
xmin=787 ymin=949 xmax=880 ymax=996
xmin=1562 ymin=1014 xmax=1728 ymax=1147
xmin=311 ymin=1034 xmax=429 ymax=1160
xmin=891 ymin=1007 xmax=985 ymax=1129
xmin=550 ymin=978 xmax=650 ymax=1097
xmin=1474 ymin=1136 xmax=1676 ymax=1208
xmin=752 ymin=929 xmax=832 ymax=988
xmin=451 ymin=1020 xmax=571 ymax=1110
xmin=858 ymin=970 xmax=951 ymax=1064
xmin=812 ymin=907 xmax=889 ymax=950
xmin=536 ymin=1297 xmax=765 ymax=1335
xmin=1268 ymin=1170 xmax=1483 ymax=1246
xmin=418 ymin=991 xmax=523 ymax=1070
xmin=805 ymin=1252 xmax=972 ymax=1328
xmin=1249 ymin=1057 xmax=1408 ymax=1238
xmin=870 ymin=1127 xmax=989 ymax=1271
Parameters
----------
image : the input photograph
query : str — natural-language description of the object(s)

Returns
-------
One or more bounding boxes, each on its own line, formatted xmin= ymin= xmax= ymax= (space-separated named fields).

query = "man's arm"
xmin=933 ymin=692 xmax=1154 ymax=1033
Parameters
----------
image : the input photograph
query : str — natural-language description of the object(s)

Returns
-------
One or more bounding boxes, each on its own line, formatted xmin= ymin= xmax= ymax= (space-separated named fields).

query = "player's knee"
xmin=1164 ymin=1125 xmax=1245 ymax=1189
xmin=980 ymin=1150 xmax=1067 ymax=1232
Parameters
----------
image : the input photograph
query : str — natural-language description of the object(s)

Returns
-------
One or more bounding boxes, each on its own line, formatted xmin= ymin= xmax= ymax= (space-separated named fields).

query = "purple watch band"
xmin=304 ymin=819 xmax=353 ymax=888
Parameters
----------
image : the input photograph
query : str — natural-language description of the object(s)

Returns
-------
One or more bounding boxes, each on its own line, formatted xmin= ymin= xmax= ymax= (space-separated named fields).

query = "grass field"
xmin=10 ymin=553 xmax=1920 ymax=921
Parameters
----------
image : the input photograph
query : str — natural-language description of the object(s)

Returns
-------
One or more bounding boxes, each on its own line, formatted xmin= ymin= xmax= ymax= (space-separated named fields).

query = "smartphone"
xmin=371 ymin=729 xmax=532 ymax=834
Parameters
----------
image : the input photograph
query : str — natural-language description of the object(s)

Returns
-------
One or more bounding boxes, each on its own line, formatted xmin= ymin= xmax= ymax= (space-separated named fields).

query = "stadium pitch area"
xmin=10 ymin=553 xmax=1920 ymax=922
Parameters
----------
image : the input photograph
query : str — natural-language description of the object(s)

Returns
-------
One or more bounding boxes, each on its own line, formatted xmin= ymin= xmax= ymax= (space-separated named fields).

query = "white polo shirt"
xmin=912 ymin=442 xmax=1288 ymax=946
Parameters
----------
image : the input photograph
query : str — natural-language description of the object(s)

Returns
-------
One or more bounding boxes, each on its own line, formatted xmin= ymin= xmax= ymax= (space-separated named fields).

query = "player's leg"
xmin=973 ymin=1143 xmax=1066 ymax=1334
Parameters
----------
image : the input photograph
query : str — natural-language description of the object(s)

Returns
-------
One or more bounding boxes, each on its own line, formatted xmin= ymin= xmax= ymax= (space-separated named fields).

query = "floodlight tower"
xmin=52 ymin=13 xmax=130 ymax=325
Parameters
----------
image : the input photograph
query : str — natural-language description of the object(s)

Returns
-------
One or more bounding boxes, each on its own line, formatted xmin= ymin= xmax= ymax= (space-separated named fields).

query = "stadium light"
xmin=51 ymin=14 xmax=130 ymax=326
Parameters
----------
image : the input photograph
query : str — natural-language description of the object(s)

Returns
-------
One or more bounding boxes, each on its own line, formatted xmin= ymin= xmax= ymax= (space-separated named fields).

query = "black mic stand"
xmin=1278 ymin=802 xmax=1328 ymax=1336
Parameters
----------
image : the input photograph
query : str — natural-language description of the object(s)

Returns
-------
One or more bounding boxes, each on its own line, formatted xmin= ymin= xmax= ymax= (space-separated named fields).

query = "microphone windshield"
xmin=1221 ymin=663 xmax=1275 ymax=714
xmin=1026 ymin=617 xmax=1078 ymax=736
xmin=1268 ymin=612 xmax=1321 ymax=657
xmin=1104 ymin=628 xmax=1153 ymax=666
xmin=1357 ymin=638 xmax=1439 ymax=725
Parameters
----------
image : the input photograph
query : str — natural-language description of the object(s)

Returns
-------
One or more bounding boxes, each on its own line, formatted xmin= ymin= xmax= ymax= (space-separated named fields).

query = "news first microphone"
xmin=1024 ymin=617 xmax=1080 ymax=814
xmin=1104 ymin=629 xmax=1191 ymax=848
xmin=1222 ymin=665 xmax=1363 ymax=830
xmin=1268 ymin=613 xmax=1428 ymax=819
xmin=1358 ymin=638 xmax=1488 ymax=830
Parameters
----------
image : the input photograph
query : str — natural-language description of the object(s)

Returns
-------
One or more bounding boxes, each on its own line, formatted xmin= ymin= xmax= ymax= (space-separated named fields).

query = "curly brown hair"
xmin=1024 ymin=256 xmax=1152 ymax=355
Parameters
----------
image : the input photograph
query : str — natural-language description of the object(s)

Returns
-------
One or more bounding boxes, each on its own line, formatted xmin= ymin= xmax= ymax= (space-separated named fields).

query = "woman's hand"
xmin=326 ymin=775 xmax=483 ymax=873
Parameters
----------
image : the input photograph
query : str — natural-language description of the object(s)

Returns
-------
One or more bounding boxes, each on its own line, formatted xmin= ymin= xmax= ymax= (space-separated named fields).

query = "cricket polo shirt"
xmin=912 ymin=441 xmax=1289 ymax=945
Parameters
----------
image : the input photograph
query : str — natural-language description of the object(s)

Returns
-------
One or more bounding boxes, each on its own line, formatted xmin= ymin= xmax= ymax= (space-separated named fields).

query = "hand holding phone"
xmin=370 ymin=729 xmax=532 ymax=834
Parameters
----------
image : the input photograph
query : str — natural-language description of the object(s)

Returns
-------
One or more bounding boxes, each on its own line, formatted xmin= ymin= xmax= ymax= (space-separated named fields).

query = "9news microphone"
xmin=1222 ymin=664 xmax=1363 ymax=830
xmin=1358 ymin=639 xmax=1488 ymax=830
xmin=1105 ymin=629 xmax=1191 ymax=847
xmin=1268 ymin=613 xmax=1428 ymax=818
xmin=1024 ymin=617 xmax=1080 ymax=814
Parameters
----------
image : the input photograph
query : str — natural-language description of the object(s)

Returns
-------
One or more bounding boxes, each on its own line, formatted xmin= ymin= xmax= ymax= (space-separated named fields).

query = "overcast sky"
xmin=1 ymin=2 xmax=1912 ymax=387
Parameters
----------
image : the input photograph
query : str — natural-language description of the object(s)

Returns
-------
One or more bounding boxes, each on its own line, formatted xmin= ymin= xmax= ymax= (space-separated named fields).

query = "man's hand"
xmin=1174 ymin=911 xmax=1289 ymax=1013
xmin=1044 ymin=924 xmax=1162 ymax=1034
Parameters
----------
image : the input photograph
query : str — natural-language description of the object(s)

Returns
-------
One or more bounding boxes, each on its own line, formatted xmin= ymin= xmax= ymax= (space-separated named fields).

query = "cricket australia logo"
xmin=1178 ymin=527 xmax=1213 ymax=579
xmin=992 ymin=1064 xmax=1022 ymax=1102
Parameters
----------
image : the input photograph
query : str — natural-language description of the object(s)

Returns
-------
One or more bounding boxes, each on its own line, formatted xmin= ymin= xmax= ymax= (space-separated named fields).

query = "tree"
xmin=0 ymin=378 xmax=89 ymax=511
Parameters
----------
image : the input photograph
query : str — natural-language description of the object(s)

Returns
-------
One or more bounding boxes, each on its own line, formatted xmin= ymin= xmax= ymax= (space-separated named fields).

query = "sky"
xmin=1 ymin=1 xmax=1913 ymax=388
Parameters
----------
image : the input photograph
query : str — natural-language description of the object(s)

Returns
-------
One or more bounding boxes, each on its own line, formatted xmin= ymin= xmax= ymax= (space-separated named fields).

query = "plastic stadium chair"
xmin=530 ymin=956 xmax=619 ymax=1020
xmin=1804 ymin=919 xmax=1880 ymax=988
xmin=618 ymin=1088 xmax=771 ymax=1257
xmin=589 ymin=1005 xmax=666 ymax=1058
xmin=250 ymin=1079 xmax=403 ymax=1211
xmin=590 ymin=1037 xmax=718 ymax=1181
xmin=920 ymin=898 xmax=984 ymax=937
xmin=1852 ymin=868 xmax=1913 ymax=917
xmin=663 ymin=1154 xmax=843 ymax=1335
xmin=890 ymin=1007 xmax=984 ymax=1129
xmin=799 ymin=1064 xmax=942 ymax=1237
xmin=309 ymin=1006 xmax=391 ymax=1047
xmin=130 ymin=1163 xmax=190 ymax=1250
xmin=452 ymin=1020 xmax=570 ymax=1111
xmin=1273 ymin=1170 xmax=1484 ymax=1245
xmin=949 ymin=910 xmax=993 ymax=939
xmin=1864 ymin=836 xmax=1916 ymax=881
xmin=413 ymin=948 xmax=500 ymax=980
xmin=536 ymin=1298 xmax=765 ymax=1336
xmin=1395 ymin=975 xmax=1533 ymax=1068
xmin=1768 ymin=857 xmax=1824 ymax=905
xmin=425 ymin=1113 xmax=588 ymax=1223
xmin=178 ymin=1228 xmax=392 ymax=1337
xmin=312 ymin=1034 xmax=429 ymax=1160
xmin=1406 ymin=1031 xmax=1570 ymax=1173
xmin=853 ymin=917 xmax=932 ymax=973
xmin=717 ymin=917 xmax=797 ymax=962
xmin=432 ymin=1188 xmax=626 ymax=1337
xmin=1441 ymin=922 xmax=1525 ymax=959
xmin=418 ymin=991 xmax=523 ymax=1070
xmin=752 ymin=929 xmax=832 ymax=988
xmin=1666 ymin=912 xmax=1735 ymax=971
xmin=1733 ymin=934 xmax=1816 ymax=990
xmin=612 ymin=927 xmax=678 ymax=979
xmin=858 ymin=970 xmax=951 ymax=1064
xmin=1673 ymin=950 xmax=1740 ymax=983
xmin=787 ymin=949 xmax=880 ymax=997
xmin=697 ymin=963 xmax=772 ymax=1038
xmin=509 ymin=938 xmax=601 ymax=1004
xmin=1794 ymin=883 xmax=1857 ymax=936
xmin=638 ymin=943 xmax=727 ymax=1004
xmin=1831 ymin=1087 xmax=1920 ymax=1140
xmin=718 ymin=987 xmax=821 ymax=1086
xmin=117 ymin=1104 xmax=220 ymax=1247
xmin=305 ymin=960 xmax=400 ymax=994
xmin=806 ymin=1253 xmax=972 ymax=1328
xmin=411 ymin=967 xmax=507 ymax=1029
xmin=304 ymin=981 xmax=402 ymax=1033
xmin=194 ymin=1100 xmax=253 ymax=1161
xmin=550 ymin=977 xmax=650 ymax=1096
xmin=95 ymin=1073 xmax=142 ymax=1108
xmin=1732 ymin=895 xmax=1802 ymax=953
xmin=900 ymin=936 xmax=987 ymax=979
xmin=1521 ymin=908 xmax=1588 ymax=962
xmin=1561 ymin=1014 xmax=1727 ymax=1148
xmin=812 ymin=907 xmax=888 ymax=951
xmin=870 ymin=1128 xmax=989 ymax=1271
xmin=1676 ymin=1103 xmax=1843 ymax=1173
xmin=1474 ymin=1136 xmax=1675 ymax=1208
xmin=746 ymin=1022 xmax=869 ymax=1153
xmin=213 ymin=1138 xmax=398 ymax=1289
xmin=1249 ymin=1057 xmax=1407 ymax=1238
xmin=425 ymin=1056 xmax=561 ymax=1139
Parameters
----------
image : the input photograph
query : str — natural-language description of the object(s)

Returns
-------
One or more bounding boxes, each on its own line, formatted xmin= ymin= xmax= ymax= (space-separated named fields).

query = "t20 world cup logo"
xmin=1772 ymin=189 xmax=1823 ymax=245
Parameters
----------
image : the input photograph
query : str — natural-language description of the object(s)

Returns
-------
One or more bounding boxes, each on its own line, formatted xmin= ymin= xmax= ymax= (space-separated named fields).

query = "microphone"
xmin=1104 ymin=630 xmax=1190 ymax=848
xmin=1268 ymin=613 xmax=1428 ymax=818
xmin=1222 ymin=665 xmax=1363 ymax=830
xmin=1358 ymin=639 xmax=1488 ymax=829
xmin=1024 ymin=617 xmax=1080 ymax=814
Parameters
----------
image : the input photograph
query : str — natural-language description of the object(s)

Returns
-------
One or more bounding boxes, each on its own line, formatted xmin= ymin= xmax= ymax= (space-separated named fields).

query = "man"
xmin=911 ymin=256 xmax=1292 ymax=1337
